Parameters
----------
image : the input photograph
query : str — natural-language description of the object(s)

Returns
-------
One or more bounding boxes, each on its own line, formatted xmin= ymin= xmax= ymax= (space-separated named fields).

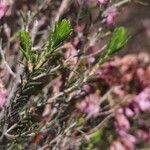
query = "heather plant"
xmin=0 ymin=0 xmax=149 ymax=149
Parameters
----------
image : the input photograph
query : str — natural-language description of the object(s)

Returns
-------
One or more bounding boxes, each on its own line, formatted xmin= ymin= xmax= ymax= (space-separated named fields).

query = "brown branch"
xmin=54 ymin=0 xmax=72 ymax=23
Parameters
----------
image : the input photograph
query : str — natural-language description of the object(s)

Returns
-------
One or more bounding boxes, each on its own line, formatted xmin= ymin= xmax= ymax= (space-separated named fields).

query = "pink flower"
xmin=124 ymin=107 xmax=134 ymax=117
xmin=106 ymin=9 xmax=118 ymax=26
xmin=0 ymin=1 xmax=8 ymax=19
xmin=0 ymin=87 xmax=7 ymax=108
xmin=110 ymin=140 xmax=126 ymax=150
xmin=136 ymin=129 xmax=150 ymax=143
xmin=82 ymin=84 xmax=91 ymax=93
xmin=77 ymin=92 xmax=100 ymax=118
xmin=121 ymin=133 xmax=137 ymax=150
xmin=110 ymin=134 xmax=137 ymax=150
xmin=134 ymin=88 xmax=150 ymax=112
xmin=51 ymin=76 xmax=62 ymax=94
xmin=115 ymin=109 xmax=130 ymax=135
xmin=87 ymin=57 xmax=95 ymax=64
xmin=113 ymin=86 xmax=125 ymax=97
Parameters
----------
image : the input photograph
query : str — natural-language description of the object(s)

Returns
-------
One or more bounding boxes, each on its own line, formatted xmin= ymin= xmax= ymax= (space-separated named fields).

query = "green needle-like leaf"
xmin=35 ymin=19 xmax=73 ymax=69
xmin=99 ymin=27 xmax=129 ymax=64
xmin=19 ymin=31 xmax=32 ymax=59
xmin=47 ymin=19 xmax=73 ymax=53
xmin=107 ymin=27 xmax=129 ymax=56
xmin=19 ymin=31 xmax=37 ymax=64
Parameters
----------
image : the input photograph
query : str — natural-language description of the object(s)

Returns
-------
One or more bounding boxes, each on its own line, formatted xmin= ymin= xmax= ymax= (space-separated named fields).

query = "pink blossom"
xmin=51 ymin=76 xmax=62 ymax=94
xmin=0 ymin=1 xmax=8 ymax=19
xmin=110 ymin=134 xmax=137 ymax=150
xmin=136 ymin=68 xmax=145 ymax=87
xmin=77 ymin=92 xmax=100 ymax=118
xmin=134 ymin=88 xmax=150 ymax=112
xmin=131 ymin=102 xmax=140 ymax=116
xmin=87 ymin=57 xmax=95 ymax=64
xmin=115 ymin=109 xmax=130 ymax=135
xmin=113 ymin=86 xmax=125 ymax=97
xmin=136 ymin=129 xmax=150 ymax=143
xmin=121 ymin=134 xmax=137 ymax=150
xmin=124 ymin=107 xmax=134 ymax=117
xmin=0 ymin=87 xmax=7 ymax=108
xmin=106 ymin=9 xmax=118 ymax=26
xmin=82 ymin=84 xmax=91 ymax=93
xmin=113 ymin=115 xmax=137 ymax=150
xmin=110 ymin=140 xmax=126 ymax=150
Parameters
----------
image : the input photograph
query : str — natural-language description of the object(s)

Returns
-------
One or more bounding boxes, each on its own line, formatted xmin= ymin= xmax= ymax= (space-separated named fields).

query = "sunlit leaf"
xmin=19 ymin=31 xmax=37 ymax=63
xmin=107 ymin=27 xmax=129 ymax=55
xmin=98 ymin=27 xmax=129 ymax=64
xmin=47 ymin=19 xmax=73 ymax=53
xmin=19 ymin=31 xmax=32 ymax=58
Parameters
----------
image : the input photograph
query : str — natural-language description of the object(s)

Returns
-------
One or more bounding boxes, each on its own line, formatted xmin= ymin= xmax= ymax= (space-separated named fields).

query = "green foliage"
xmin=19 ymin=20 xmax=72 ymax=70
xmin=99 ymin=27 xmax=129 ymax=64
xmin=47 ymin=19 xmax=72 ymax=54
xmin=107 ymin=27 xmax=129 ymax=55
xmin=19 ymin=31 xmax=32 ymax=54
xmin=81 ymin=122 xmax=116 ymax=150
xmin=19 ymin=31 xmax=37 ymax=64
xmin=90 ymin=130 xmax=103 ymax=145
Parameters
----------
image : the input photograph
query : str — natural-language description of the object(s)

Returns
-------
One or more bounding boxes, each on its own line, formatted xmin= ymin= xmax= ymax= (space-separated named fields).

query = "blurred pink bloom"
xmin=114 ymin=109 xmax=137 ymax=150
xmin=134 ymin=88 xmax=150 ymax=112
xmin=132 ymin=102 xmax=140 ymax=116
xmin=136 ymin=68 xmax=145 ymax=87
xmin=0 ymin=87 xmax=7 ymax=108
xmin=77 ymin=92 xmax=100 ymax=118
xmin=51 ymin=76 xmax=62 ymax=94
xmin=113 ymin=86 xmax=125 ymax=97
xmin=98 ymin=0 xmax=109 ymax=4
xmin=82 ymin=84 xmax=91 ymax=93
xmin=115 ymin=109 xmax=130 ymax=135
xmin=136 ymin=129 xmax=150 ymax=143
xmin=0 ymin=1 xmax=8 ymax=19
xmin=145 ymin=66 xmax=150 ymax=87
xmin=124 ymin=107 xmax=134 ymax=117
xmin=110 ymin=140 xmax=126 ymax=150
xmin=106 ymin=9 xmax=118 ymax=26
xmin=87 ymin=57 xmax=95 ymax=64
xmin=121 ymin=133 xmax=137 ymax=150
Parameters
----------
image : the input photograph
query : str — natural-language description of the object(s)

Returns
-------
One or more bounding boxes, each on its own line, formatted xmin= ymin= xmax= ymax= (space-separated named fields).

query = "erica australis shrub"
xmin=0 ymin=0 xmax=149 ymax=149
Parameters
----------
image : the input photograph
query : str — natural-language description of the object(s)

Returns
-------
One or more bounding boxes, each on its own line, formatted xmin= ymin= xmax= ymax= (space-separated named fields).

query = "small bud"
xmin=106 ymin=9 xmax=118 ymax=26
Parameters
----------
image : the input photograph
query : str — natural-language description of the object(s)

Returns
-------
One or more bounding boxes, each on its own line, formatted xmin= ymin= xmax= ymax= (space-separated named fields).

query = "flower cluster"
xmin=77 ymin=91 xmax=100 ymax=118
xmin=105 ymin=9 xmax=118 ymax=26
xmin=0 ymin=1 xmax=8 ymax=19
xmin=112 ymin=88 xmax=150 ymax=149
